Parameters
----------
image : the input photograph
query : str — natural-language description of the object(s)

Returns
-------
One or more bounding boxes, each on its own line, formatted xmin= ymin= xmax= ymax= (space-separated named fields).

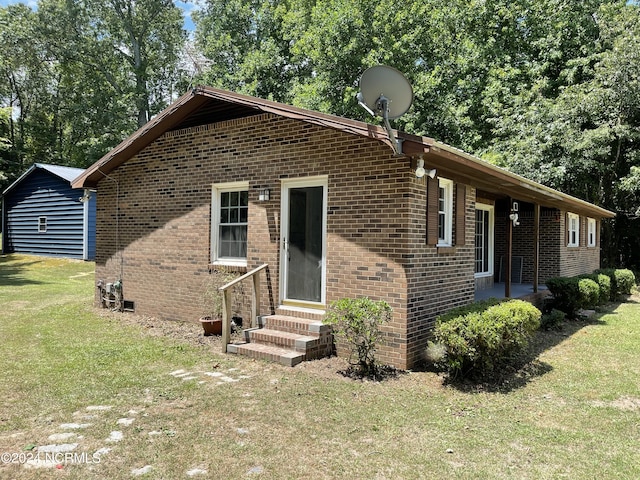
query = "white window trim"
xmin=437 ymin=178 xmax=453 ymax=247
xmin=567 ymin=212 xmax=580 ymax=247
xmin=474 ymin=203 xmax=494 ymax=278
xmin=587 ymin=217 xmax=596 ymax=247
xmin=38 ymin=216 xmax=47 ymax=233
xmin=211 ymin=181 xmax=249 ymax=266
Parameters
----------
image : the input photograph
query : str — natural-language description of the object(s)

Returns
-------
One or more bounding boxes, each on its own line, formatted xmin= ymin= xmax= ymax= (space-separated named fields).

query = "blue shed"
xmin=1 ymin=163 xmax=96 ymax=260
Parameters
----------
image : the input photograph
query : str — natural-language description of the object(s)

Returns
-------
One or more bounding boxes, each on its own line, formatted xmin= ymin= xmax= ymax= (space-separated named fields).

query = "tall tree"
xmin=0 ymin=4 xmax=59 ymax=185
xmin=194 ymin=0 xmax=299 ymax=103
xmin=39 ymin=0 xmax=187 ymax=128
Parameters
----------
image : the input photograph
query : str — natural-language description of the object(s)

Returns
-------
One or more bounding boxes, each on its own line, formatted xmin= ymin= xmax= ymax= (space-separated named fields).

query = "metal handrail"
xmin=218 ymin=263 xmax=268 ymax=352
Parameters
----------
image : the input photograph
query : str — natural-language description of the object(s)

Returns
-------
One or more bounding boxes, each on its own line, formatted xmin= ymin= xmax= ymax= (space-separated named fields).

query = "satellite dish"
xmin=358 ymin=65 xmax=413 ymax=119
xmin=356 ymin=65 xmax=413 ymax=155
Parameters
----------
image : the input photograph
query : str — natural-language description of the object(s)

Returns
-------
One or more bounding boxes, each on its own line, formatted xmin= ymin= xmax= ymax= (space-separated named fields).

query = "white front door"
xmin=280 ymin=176 xmax=327 ymax=307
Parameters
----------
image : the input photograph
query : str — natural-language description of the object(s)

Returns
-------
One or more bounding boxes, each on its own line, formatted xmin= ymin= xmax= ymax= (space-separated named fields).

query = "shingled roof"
xmin=72 ymin=86 xmax=614 ymax=219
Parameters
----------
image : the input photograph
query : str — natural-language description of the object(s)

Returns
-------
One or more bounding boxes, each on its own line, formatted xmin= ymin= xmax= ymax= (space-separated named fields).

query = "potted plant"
xmin=199 ymin=270 xmax=239 ymax=336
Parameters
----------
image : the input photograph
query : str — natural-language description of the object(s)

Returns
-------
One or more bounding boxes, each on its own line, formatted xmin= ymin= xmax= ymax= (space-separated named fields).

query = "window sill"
xmin=209 ymin=261 xmax=247 ymax=274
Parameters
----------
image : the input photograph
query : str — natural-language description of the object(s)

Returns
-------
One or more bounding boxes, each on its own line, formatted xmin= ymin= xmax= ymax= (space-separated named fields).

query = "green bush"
xmin=595 ymin=268 xmax=636 ymax=299
xmin=436 ymin=297 xmax=503 ymax=323
xmin=433 ymin=299 xmax=541 ymax=379
xmin=578 ymin=278 xmax=600 ymax=308
xmin=594 ymin=274 xmax=611 ymax=305
xmin=540 ymin=308 xmax=565 ymax=330
xmin=614 ymin=269 xmax=635 ymax=295
xmin=546 ymin=276 xmax=581 ymax=316
xmin=577 ymin=273 xmax=611 ymax=305
xmin=323 ymin=297 xmax=392 ymax=377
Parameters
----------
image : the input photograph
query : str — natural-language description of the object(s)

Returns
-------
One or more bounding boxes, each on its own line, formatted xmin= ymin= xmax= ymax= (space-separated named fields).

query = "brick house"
xmin=72 ymin=87 xmax=614 ymax=369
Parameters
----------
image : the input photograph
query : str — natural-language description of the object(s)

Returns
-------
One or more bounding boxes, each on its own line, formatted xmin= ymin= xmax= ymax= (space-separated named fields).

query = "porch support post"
xmin=505 ymin=198 xmax=513 ymax=298
xmin=533 ymin=203 xmax=540 ymax=293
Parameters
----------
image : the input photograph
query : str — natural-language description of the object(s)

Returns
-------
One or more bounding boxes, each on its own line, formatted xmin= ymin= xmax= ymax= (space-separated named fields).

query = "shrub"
xmin=540 ymin=308 xmax=565 ymax=330
xmin=433 ymin=299 xmax=541 ymax=379
xmin=614 ymin=269 xmax=635 ymax=295
xmin=578 ymin=278 xmax=600 ymax=308
xmin=596 ymin=268 xmax=636 ymax=299
xmin=577 ymin=274 xmax=610 ymax=305
xmin=323 ymin=297 xmax=392 ymax=377
xmin=594 ymin=274 xmax=611 ymax=305
xmin=546 ymin=276 xmax=581 ymax=316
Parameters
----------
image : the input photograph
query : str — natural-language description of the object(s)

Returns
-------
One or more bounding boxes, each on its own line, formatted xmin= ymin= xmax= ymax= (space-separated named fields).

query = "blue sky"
xmin=0 ymin=0 xmax=198 ymax=31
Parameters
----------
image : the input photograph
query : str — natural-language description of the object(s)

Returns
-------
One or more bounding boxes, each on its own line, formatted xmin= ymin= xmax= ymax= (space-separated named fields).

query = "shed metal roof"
xmin=3 ymin=163 xmax=85 ymax=196
xmin=71 ymin=86 xmax=614 ymax=219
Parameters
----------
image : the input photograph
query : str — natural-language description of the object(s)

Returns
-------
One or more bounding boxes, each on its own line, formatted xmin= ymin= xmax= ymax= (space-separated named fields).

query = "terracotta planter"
xmin=199 ymin=317 xmax=222 ymax=336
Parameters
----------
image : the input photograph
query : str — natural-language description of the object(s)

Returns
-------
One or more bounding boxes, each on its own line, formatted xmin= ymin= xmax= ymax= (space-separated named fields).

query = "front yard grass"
xmin=1 ymin=254 xmax=639 ymax=479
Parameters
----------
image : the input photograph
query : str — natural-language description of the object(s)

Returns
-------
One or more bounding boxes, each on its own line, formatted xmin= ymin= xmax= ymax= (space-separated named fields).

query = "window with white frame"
xmin=587 ymin=217 xmax=596 ymax=247
xmin=38 ymin=216 xmax=47 ymax=233
xmin=211 ymin=182 xmax=249 ymax=265
xmin=438 ymin=178 xmax=453 ymax=246
xmin=567 ymin=212 xmax=580 ymax=247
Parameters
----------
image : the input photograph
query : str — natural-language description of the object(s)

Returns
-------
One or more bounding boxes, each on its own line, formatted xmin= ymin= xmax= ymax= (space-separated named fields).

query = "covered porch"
xmin=475 ymin=282 xmax=548 ymax=302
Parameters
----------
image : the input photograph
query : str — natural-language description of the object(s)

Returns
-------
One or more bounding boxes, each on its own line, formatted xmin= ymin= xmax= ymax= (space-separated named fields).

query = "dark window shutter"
xmin=455 ymin=184 xmax=466 ymax=246
xmin=426 ymin=176 xmax=438 ymax=246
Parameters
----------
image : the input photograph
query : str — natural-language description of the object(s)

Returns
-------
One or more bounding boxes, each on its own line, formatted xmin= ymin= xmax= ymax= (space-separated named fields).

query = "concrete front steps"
xmin=227 ymin=313 xmax=333 ymax=367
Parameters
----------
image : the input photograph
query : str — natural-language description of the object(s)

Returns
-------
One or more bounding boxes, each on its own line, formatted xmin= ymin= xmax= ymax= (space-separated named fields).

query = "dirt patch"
xmin=592 ymin=396 xmax=640 ymax=411
xmin=94 ymin=308 xmax=241 ymax=350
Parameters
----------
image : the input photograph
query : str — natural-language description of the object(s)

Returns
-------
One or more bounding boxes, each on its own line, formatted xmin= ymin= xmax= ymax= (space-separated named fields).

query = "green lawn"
xmin=1 ymin=254 xmax=639 ymax=479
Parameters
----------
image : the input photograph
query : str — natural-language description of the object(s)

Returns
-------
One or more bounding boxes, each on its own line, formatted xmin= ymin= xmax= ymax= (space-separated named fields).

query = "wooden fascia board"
xmin=421 ymin=145 xmax=615 ymax=219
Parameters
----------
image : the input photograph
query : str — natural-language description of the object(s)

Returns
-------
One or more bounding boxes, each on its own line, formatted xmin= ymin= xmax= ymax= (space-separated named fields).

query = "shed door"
xmin=281 ymin=177 xmax=327 ymax=306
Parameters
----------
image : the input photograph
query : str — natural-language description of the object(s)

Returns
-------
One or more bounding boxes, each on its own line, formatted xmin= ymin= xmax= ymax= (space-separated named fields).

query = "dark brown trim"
xmin=426 ymin=176 xmax=438 ymax=246
xmin=455 ymin=184 xmax=466 ymax=246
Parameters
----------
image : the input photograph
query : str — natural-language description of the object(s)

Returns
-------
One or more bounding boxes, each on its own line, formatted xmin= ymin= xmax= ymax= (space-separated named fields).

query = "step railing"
xmin=218 ymin=263 xmax=268 ymax=352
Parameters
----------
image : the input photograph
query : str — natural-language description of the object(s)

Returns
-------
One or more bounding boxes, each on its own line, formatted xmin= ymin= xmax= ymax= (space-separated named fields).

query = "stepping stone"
xmin=169 ymin=369 xmax=186 ymax=376
xmin=60 ymin=423 xmax=91 ymax=430
xmin=24 ymin=458 xmax=58 ymax=469
xmin=187 ymin=468 xmax=208 ymax=476
xmin=48 ymin=433 xmax=77 ymax=442
xmin=117 ymin=418 xmax=135 ymax=426
xmin=181 ymin=376 xmax=198 ymax=381
xmin=38 ymin=443 xmax=78 ymax=453
xmin=86 ymin=405 xmax=112 ymax=411
xmin=105 ymin=431 xmax=123 ymax=443
xmin=94 ymin=447 xmax=111 ymax=457
xmin=204 ymin=372 xmax=224 ymax=377
xmin=132 ymin=465 xmax=153 ymax=476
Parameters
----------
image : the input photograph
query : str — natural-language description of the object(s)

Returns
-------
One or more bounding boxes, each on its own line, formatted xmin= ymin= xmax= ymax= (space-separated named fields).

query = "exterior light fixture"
xmin=415 ymin=157 xmax=436 ymax=179
xmin=258 ymin=188 xmax=270 ymax=201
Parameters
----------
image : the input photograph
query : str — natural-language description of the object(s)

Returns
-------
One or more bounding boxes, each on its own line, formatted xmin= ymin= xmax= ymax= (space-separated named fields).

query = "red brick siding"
xmin=493 ymin=204 xmax=600 ymax=284
xmin=95 ymin=114 xmax=420 ymax=367
xmin=95 ymin=112 xmax=597 ymax=369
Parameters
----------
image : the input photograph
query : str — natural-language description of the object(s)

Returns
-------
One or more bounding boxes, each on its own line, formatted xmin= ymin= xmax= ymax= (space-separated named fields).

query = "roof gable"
xmin=3 ymin=163 xmax=85 ymax=197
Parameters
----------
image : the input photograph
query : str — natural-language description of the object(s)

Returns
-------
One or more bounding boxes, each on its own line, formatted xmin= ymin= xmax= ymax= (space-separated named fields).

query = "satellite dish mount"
xmin=357 ymin=66 xmax=413 ymax=156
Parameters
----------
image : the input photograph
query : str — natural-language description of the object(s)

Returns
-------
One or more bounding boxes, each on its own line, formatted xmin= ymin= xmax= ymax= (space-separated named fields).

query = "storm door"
xmin=281 ymin=177 xmax=327 ymax=306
